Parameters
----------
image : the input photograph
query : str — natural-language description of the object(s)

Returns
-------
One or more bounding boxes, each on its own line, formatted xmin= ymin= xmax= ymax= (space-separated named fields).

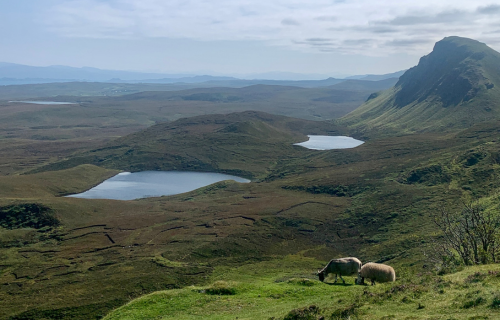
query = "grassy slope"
xmin=104 ymin=256 xmax=500 ymax=320
xmin=0 ymin=83 xmax=372 ymax=176
xmin=3 ymin=37 xmax=498 ymax=319
xmin=30 ymin=111 xmax=347 ymax=178
xmin=2 ymin=114 xmax=500 ymax=318
xmin=0 ymin=78 xmax=397 ymax=100
xmin=343 ymin=37 xmax=500 ymax=133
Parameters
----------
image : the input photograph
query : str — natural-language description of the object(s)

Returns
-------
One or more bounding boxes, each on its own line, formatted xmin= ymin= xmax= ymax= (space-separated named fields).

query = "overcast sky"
xmin=1 ymin=0 xmax=499 ymax=77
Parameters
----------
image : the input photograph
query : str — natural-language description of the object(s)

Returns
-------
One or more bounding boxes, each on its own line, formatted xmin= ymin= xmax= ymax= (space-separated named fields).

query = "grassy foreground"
xmin=104 ymin=255 xmax=500 ymax=320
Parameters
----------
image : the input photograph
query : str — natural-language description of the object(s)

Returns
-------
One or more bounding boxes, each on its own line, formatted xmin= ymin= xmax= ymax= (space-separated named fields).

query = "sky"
xmin=1 ymin=0 xmax=499 ymax=77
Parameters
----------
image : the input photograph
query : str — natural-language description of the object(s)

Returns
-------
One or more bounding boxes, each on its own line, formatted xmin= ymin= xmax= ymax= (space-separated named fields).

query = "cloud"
xmin=483 ymin=29 xmax=500 ymax=34
xmin=42 ymin=0 xmax=500 ymax=56
xmin=281 ymin=18 xmax=300 ymax=26
xmin=477 ymin=4 xmax=500 ymax=15
xmin=314 ymin=15 xmax=337 ymax=22
xmin=385 ymin=38 xmax=433 ymax=47
xmin=306 ymin=38 xmax=332 ymax=42
xmin=343 ymin=39 xmax=374 ymax=46
xmin=376 ymin=10 xmax=470 ymax=26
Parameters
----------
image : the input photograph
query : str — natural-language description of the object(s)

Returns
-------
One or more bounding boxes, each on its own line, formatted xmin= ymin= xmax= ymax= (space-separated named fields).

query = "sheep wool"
xmin=357 ymin=262 xmax=396 ymax=285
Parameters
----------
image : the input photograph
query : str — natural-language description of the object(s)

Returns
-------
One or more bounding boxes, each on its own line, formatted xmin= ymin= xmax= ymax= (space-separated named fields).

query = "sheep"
xmin=355 ymin=262 xmax=396 ymax=285
xmin=317 ymin=257 xmax=362 ymax=284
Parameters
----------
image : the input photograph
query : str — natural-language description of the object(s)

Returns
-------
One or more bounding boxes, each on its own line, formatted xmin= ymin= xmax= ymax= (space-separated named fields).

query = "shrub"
xmin=283 ymin=305 xmax=321 ymax=320
xmin=491 ymin=294 xmax=500 ymax=309
xmin=465 ymin=272 xmax=487 ymax=284
xmin=462 ymin=297 xmax=486 ymax=309
xmin=330 ymin=304 xmax=358 ymax=320
xmin=430 ymin=202 xmax=500 ymax=267
xmin=0 ymin=204 xmax=59 ymax=230
xmin=287 ymin=278 xmax=316 ymax=287
xmin=204 ymin=281 xmax=236 ymax=295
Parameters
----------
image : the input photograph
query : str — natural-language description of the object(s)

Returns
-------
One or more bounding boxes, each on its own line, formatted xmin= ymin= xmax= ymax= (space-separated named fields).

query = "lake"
xmin=67 ymin=171 xmax=250 ymax=200
xmin=9 ymin=101 xmax=77 ymax=105
xmin=294 ymin=135 xmax=364 ymax=150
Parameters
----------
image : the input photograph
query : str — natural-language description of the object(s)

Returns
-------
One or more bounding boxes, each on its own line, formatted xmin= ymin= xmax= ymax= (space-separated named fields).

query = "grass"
xmin=1 ymin=106 xmax=500 ymax=319
xmin=103 ymin=255 xmax=355 ymax=320
xmin=2 ymin=38 xmax=500 ymax=320
xmin=104 ymin=256 xmax=500 ymax=320
xmin=2 ymin=118 xmax=500 ymax=318
xmin=0 ymin=83 xmax=367 ymax=176
xmin=30 ymin=111 xmax=347 ymax=178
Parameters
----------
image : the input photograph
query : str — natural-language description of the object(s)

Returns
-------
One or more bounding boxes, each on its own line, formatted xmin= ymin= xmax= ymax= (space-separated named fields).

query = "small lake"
xmin=294 ymin=135 xmax=364 ymax=150
xmin=9 ymin=101 xmax=77 ymax=105
xmin=67 ymin=171 xmax=250 ymax=200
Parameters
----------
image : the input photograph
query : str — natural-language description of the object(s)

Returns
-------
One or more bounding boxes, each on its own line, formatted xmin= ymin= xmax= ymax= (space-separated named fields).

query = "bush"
xmin=0 ymin=204 xmax=59 ymax=230
xmin=330 ymin=304 xmax=358 ymax=320
xmin=491 ymin=294 xmax=500 ymax=309
xmin=462 ymin=297 xmax=486 ymax=309
xmin=429 ymin=202 xmax=500 ymax=267
xmin=464 ymin=272 xmax=487 ymax=284
xmin=287 ymin=278 xmax=316 ymax=287
xmin=283 ymin=305 xmax=321 ymax=320
xmin=204 ymin=281 xmax=236 ymax=295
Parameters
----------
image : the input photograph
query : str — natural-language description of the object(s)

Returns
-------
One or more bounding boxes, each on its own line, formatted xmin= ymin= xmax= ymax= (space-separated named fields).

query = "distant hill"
xmin=0 ymin=62 xmax=403 ymax=87
xmin=326 ymin=78 xmax=398 ymax=91
xmin=345 ymin=70 xmax=406 ymax=81
xmin=126 ymin=76 xmax=398 ymax=89
xmin=33 ymin=111 xmax=344 ymax=178
xmin=82 ymin=81 xmax=398 ymax=121
xmin=343 ymin=37 xmax=500 ymax=133
xmin=0 ymin=76 xmax=398 ymax=101
xmin=0 ymin=63 xmax=195 ymax=82
xmin=237 ymin=71 xmax=332 ymax=81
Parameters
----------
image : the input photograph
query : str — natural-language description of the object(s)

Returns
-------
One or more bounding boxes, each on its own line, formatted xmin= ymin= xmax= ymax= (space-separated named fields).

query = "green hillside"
xmin=343 ymin=37 xmax=500 ymax=133
xmin=2 ymin=37 xmax=500 ymax=320
xmin=3 ymin=109 xmax=500 ymax=319
xmin=0 ymin=82 xmax=388 ymax=176
xmin=104 ymin=261 xmax=500 ymax=320
xmin=31 ymin=111 xmax=346 ymax=178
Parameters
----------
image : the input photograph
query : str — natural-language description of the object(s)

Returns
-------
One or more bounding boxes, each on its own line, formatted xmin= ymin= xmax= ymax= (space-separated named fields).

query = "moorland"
xmin=1 ymin=36 xmax=500 ymax=320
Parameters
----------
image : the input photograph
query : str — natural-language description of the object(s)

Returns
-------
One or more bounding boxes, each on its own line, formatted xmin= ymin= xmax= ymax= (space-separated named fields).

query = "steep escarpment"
xmin=343 ymin=37 xmax=500 ymax=133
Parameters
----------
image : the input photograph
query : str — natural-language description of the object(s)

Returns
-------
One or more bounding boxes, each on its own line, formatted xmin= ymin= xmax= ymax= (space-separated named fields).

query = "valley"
xmin=1 ymin=36 xmax=500 ymax=320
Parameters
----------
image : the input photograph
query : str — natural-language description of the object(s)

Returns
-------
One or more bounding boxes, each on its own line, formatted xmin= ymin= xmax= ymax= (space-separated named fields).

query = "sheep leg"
xmin=371 ymin=279 xmax=375 ymax=286
xmin=333 ymin=274 xmax=338 ymax=283
xmin=339 ymin=273 xmax=345 ymax=284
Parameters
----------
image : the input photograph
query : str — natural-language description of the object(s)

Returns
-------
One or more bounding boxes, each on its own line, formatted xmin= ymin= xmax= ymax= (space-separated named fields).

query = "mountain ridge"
xmin=0 ymin=62 xmax=403 ymax=85
xmin=342 ymin=36 xmax=500 ymax=133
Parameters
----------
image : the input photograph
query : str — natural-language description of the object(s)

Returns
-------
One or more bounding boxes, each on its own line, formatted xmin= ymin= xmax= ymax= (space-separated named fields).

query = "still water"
xmin=67 ymin=171 xmax=250 ymax=200
xmin=9 ymin=101 xmax=77 ymax=105
xmin=294 ymin=135 xmax=364 ymax=150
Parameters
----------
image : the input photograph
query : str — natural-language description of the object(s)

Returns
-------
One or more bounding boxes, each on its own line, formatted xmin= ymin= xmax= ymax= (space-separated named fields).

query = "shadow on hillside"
xmin=323 ymin=282 xmax=354 ymax=286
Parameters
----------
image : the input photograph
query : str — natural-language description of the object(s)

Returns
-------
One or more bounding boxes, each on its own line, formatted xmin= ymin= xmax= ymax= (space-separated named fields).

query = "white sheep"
xmin=317 ymin=257 xmax=362 ymax=284
xmin=356 ymin=262 xmax=396 ymax=285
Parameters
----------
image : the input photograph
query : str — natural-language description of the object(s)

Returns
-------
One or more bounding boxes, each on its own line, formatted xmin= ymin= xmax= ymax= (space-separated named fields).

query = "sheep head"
xmin=317 ymin=270 xmax=325 ymax=282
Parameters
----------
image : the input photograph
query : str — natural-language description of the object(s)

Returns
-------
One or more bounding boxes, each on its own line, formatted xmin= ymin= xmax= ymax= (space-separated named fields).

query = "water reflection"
xmin=67 ymin=171 xmax=250 ymax=200
xmin=9 ymin=101 xmax=76 ymax=105
xmin=294 ymin=135 xmax=364 ymax=150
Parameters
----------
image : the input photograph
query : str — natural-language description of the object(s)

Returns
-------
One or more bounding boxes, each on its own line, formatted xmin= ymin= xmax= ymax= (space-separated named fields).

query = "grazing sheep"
xmin=356 ymin=262 xmax=396 ymax=285
xmin=317 ymin=257 xmax=362 ymax=284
